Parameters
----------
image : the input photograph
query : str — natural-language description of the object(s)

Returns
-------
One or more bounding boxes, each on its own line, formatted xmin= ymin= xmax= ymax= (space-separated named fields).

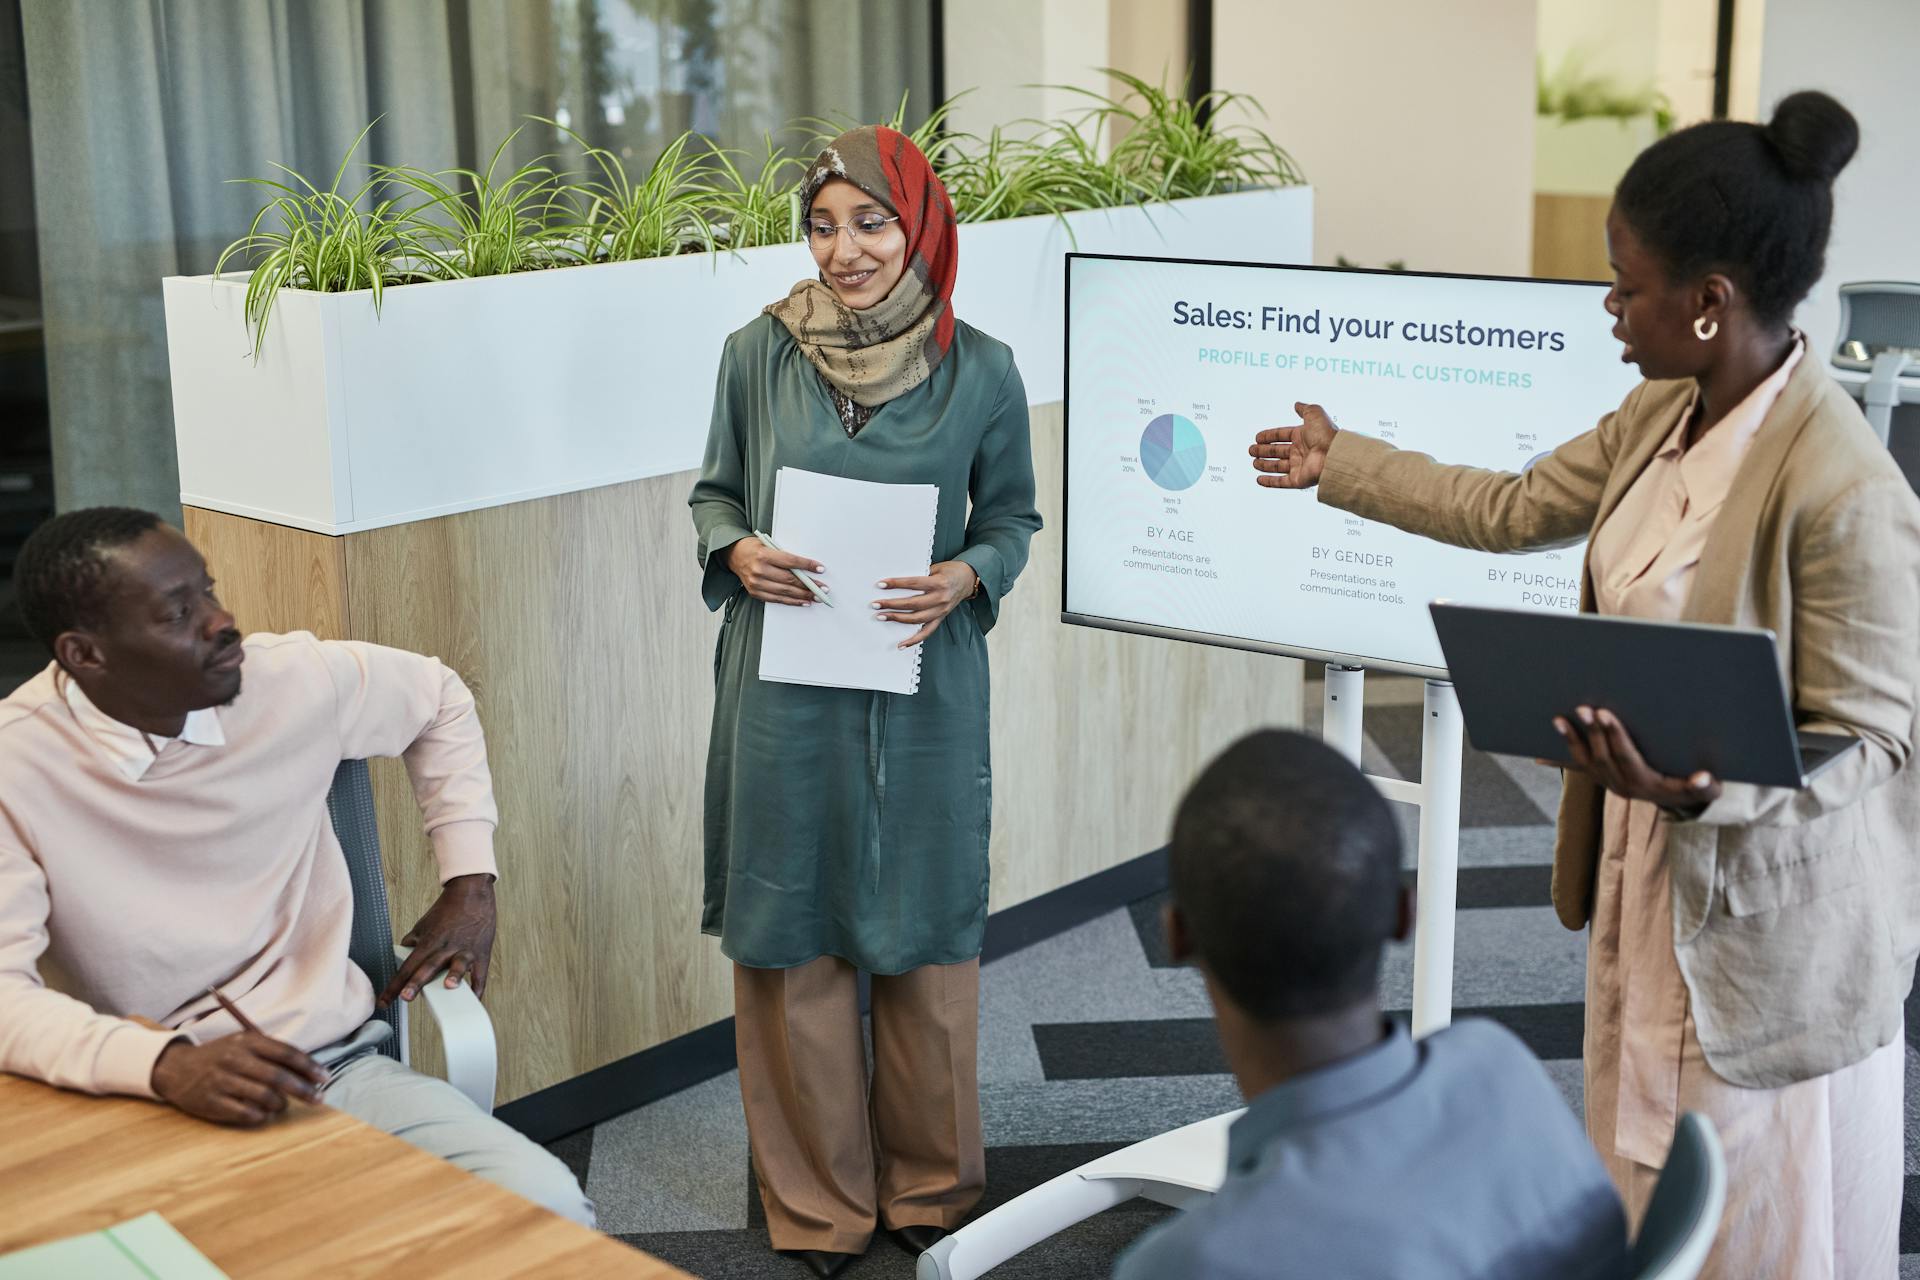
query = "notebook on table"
xmin=758 ymin=467 xmax=941 ymax=695
xmin=0 ymin=1213 xmax=229 ymax=1278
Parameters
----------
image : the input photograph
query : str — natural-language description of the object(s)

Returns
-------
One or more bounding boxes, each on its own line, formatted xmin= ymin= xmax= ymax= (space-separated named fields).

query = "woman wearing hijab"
xmin=688 ymin=126 xmax=1041 ymax=1278
xmin=1252 ymin=91 xmax=1919 ymax=1276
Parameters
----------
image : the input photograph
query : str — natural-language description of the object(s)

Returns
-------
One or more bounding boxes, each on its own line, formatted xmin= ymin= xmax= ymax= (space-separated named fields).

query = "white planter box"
xmin=1534 ymin=116 xmax=1658 ymax=197
xmin=164 ymin=186 xmax=1312 ymax=535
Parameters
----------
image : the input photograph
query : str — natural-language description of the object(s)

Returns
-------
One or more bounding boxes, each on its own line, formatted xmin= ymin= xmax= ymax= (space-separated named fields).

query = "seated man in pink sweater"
xmin=0 ymin=508 xmax=592 ymax=1225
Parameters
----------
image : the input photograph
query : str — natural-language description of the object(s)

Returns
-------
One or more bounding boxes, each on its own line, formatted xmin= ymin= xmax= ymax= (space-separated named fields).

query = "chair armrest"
xmin=393 ymin=943 xmax=498 ymax=1115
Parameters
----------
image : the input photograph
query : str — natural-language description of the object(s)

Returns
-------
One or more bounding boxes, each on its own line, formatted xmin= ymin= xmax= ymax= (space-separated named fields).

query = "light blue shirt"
xmin=1112 ymin=1019 xmax=1628 ymax=1280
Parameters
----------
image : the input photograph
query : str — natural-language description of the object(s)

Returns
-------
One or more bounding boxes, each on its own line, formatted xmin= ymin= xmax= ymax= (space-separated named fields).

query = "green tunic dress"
xmin=689 ymin=313 xmax=1043 ymax=974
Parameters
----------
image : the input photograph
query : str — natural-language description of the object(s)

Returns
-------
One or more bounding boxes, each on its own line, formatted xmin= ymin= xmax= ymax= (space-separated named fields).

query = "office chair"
xmin=1628 ymin=1112 xmax=1726 ymax=1280
xmin=1832 ymin=281 xmax=1920 ymax=445
xmin=920 ymin=1105 xmax=1726 ymax=1280
xmin=326 ymin=758 xmax=499 ymax=1113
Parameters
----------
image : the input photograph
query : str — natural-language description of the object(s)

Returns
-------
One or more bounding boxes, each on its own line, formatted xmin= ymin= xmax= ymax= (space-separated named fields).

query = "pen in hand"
xmin=206 ymin=984 xmax=266 ymax=1037
xmin=752 ymin=529 xmax=834 ymax=607
xmin=189 ymin=985 xmax=328 ymax=1109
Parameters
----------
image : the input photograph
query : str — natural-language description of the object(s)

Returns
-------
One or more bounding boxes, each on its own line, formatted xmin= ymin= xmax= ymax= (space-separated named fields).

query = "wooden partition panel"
xmin=187 ymin=401 xmax=1304 ymax=1104
xmin=183 ymin=508 xmax=350 ymax=640
xmin=343 ymin=472 xmax=726 ymax=1102
xmin=1532 ymin=193 xmax=1613 ymax=283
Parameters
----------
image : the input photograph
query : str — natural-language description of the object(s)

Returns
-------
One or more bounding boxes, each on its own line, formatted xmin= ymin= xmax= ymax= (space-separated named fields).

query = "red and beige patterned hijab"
xmin=765 ymin=125 xmax=959 ymax=408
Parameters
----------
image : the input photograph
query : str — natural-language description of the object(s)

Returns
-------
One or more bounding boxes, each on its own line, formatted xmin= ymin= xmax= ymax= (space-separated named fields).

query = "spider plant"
xmin=1057 ymin=68 xmax=1304 ymax=202
xmin=1537 ymin=52 xmax=1675 ymax=135
xmin=543 ymin=122 xmax=718 ymax=262
xmin=381 ymin=128 xmax=585 ymax=278
xmin=942 ymin=125 xmax=1133 ymax=224
xmin=700 ymin=138 xmax=806 ymax=251
xmin=214 ymin=121 xmax=441 ymax=361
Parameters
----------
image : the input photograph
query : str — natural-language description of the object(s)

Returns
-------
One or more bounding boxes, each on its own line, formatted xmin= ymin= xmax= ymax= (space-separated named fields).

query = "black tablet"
xmin=1428 ymin=603 xmax=1860 ymax=789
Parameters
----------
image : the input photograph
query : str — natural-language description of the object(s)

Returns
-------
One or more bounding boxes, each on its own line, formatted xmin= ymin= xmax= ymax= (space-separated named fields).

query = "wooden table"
xmin=0 ymin=1073 xmax=690 ymax=1278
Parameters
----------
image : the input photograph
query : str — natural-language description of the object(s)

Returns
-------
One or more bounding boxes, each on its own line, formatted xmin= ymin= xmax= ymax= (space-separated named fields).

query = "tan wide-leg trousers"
xmin=733 ymin=955 xmax=985 ymax=1253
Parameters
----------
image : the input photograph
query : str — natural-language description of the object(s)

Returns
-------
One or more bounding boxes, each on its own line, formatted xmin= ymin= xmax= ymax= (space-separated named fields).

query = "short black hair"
xmin=1614 ymin=90 xmax=1858 ymax=328
xmin=1170 ymin=729 xmax=1402 ymax=1022
xmin=12 ymin=507 xmax=166 ymax=656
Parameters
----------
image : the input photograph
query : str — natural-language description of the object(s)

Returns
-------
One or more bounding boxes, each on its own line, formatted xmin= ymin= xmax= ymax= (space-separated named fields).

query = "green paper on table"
xmin=0 ymin=1213 xmax=228 ymax=1278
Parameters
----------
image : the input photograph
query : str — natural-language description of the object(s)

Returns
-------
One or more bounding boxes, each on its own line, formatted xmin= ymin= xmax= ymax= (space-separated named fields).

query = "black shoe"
xmin=887 ymin=1224 xmax=950 ymax=1256
xmin=778 ymin=1249 xmax=855 ymax=1278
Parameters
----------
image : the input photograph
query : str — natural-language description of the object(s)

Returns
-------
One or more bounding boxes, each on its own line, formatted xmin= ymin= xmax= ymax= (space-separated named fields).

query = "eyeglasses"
xmin=805 ymin=214 xmax=901 ymax=247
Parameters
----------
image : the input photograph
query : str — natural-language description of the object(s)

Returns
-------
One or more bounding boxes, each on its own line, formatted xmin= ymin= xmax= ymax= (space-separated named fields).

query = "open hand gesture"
xmin=1249 ymin=402 xmax=1339 ymax=489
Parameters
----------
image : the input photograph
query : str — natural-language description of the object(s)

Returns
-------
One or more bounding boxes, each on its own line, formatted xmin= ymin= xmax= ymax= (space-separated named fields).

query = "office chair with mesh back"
xmin=1629 ymin=1112 xmax=1726 ymax=1280
xmin=325 ymin=758 xmax=499 ymax=1113
xmin=1832 ymin=281 xmax=1920 ymax=445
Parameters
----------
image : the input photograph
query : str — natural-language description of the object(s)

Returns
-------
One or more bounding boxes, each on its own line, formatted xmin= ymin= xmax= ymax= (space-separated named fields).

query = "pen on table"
xmin=752 ymin=529 xmax=834 ymax=607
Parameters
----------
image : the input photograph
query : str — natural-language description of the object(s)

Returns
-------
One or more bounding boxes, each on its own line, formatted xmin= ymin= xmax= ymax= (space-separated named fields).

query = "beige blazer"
xmin=1319 ymin=351 xmax=1920 ymax=1087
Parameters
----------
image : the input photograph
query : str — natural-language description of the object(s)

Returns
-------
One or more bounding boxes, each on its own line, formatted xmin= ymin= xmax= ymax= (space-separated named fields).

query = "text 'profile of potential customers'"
xmin=1064 ymin=255 xmax=1641 ymax=673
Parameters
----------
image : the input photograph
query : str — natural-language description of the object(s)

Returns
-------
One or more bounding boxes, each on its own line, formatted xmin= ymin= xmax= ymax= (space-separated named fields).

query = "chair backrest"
xmin=324 ymin=759 xmax=403 ymax=1057
xmin=1628 ymin=1112 xmax=1726 ymax=1280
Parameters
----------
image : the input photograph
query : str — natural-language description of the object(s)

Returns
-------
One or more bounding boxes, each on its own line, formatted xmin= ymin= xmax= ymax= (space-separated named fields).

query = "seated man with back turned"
xmin=1115 ymin=729 xmax=1627 ymax=1280
xmin=0 ymin=508 xmax=592 ymax=1225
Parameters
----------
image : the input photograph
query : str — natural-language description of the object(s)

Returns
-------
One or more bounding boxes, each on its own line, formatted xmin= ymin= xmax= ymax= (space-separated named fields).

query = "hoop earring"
xmin=1693 ymin=316 xmax=1719 ymax=341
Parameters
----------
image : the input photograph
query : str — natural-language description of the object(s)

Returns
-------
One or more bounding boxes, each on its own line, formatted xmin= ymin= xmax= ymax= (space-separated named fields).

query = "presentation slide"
xmin=1063 ymin=254 xmax=1642 ymax=675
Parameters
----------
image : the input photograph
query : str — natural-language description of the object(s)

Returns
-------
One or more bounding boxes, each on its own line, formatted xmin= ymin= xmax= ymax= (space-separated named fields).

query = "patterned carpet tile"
xmin=1360 ymin=703 xmax=1556 ymax=828
xmin=1030 ymin=1003 xmax=1587 ymax=1082
xmin=1128 ymin=864 xmax=1556 ymax=969
xmin=616 ymin=1143 xmax=1172 ymax=1279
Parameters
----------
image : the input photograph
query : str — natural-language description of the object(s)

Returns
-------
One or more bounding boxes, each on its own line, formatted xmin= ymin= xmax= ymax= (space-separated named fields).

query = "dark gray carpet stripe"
xmin=619 ymin=1143 xmax=1172 ymax=1279
xmin=1364 ymin=704 xmax=1553 ymax=828
xmin=1905 ymin=1175 xmax=1919 ymax=1255
xmin=542 ymin=1125 xmax=594 ymax=1191
xmin=1407 ymin=863 xmax=1556 ymax=909
xmin=1034 ymin=1004 xmax=1585 ymax=1080
xmin=1127 ymin=865 xmax=1558 ymax=970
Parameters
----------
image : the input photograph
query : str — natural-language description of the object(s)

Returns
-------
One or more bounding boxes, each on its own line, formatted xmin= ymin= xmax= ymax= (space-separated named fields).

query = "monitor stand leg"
xmin=1412 ymin=680 xmax=1463 ymax=1036
xmin=1322 ymin=665 xmax=1463 ymax=1037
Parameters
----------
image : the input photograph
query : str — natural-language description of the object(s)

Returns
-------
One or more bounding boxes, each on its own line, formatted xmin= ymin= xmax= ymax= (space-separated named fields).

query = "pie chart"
xmin=1140 ymin=413 xmax=1207 ymax=491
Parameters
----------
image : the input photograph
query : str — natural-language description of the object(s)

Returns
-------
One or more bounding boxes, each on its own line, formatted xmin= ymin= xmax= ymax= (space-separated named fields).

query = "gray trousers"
xmin=324 ymin=1053 xmax=596 ymax=1227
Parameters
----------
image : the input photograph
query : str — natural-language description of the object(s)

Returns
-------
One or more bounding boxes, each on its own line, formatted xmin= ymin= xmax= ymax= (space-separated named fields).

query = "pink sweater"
xmin=0 ymin=632 xmax=497 ymax=1098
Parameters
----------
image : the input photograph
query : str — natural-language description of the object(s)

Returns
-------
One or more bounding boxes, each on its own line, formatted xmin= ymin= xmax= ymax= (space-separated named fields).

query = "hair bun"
xmin=1764 ymin=90 xmax=1859 ymax=184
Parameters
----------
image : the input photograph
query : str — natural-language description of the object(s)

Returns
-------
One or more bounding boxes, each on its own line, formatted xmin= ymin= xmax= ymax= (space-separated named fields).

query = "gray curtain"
xmin=20 ymin=0 xmax=930 ymax=520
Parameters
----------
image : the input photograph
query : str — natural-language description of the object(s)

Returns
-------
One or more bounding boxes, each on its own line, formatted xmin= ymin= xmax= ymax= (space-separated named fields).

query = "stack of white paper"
xmin=758 ymin=467 xmax=941 ymax=695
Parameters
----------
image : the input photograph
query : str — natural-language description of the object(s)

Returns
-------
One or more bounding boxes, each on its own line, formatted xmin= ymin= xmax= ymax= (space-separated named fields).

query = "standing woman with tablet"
xmin=1251 ymin=92 xmax=1920 ymax=1277
xmin=687 ymin=126 xmax=1040 ymax=1278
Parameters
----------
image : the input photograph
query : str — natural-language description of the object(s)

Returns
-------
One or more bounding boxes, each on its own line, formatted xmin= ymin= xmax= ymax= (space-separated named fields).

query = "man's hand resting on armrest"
xmin=381 ymin=872 xmax=497 ymax=1005
xmin=150 ymin=1032 xmax=329 ymax=1127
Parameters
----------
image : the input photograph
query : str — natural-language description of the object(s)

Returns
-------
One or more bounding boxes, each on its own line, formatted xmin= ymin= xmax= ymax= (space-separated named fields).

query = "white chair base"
xmin=917 ymin=1109 xmax=1242 ymax=1280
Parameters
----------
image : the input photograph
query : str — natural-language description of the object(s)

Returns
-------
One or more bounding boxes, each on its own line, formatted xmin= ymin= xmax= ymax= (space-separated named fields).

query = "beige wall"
xmin=942 ymin=0 xmax=1111 ymax=139
xmin=1214 ymin=0 xmax=1537 ymax=276
xmin=942 ymin=0 xmax=1190 ymax=144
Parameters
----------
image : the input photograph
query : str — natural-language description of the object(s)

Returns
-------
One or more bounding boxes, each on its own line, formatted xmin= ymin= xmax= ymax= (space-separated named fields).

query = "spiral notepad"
xmin=758 ymin=467 xmax=941 ymax=695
